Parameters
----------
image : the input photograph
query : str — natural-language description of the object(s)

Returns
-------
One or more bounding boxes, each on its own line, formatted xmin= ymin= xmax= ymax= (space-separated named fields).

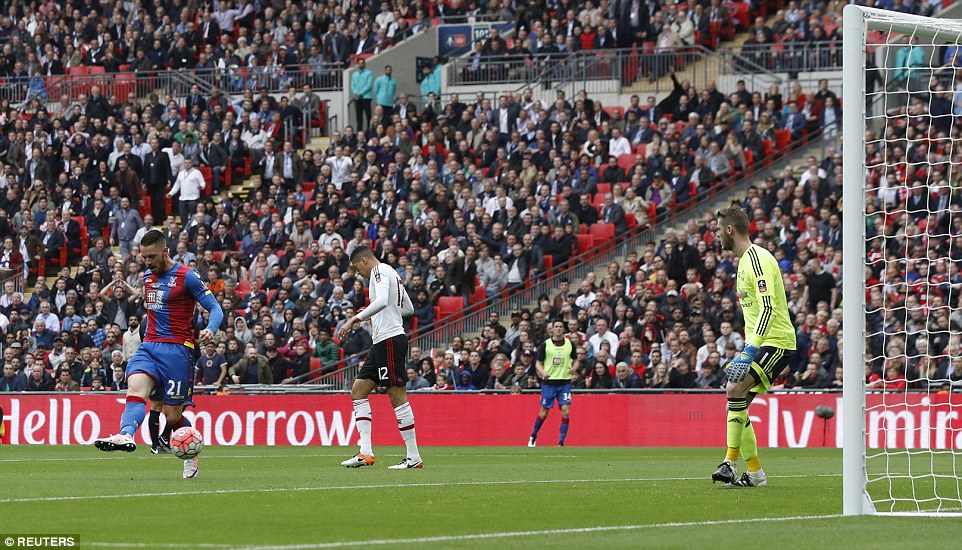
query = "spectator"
xmin=312 ymin=329 xmax=340 ymax=374
xmin=585 ymin=360 xmax=613 ymax=389
xmin=695 ymin=358 xmax=725 ymax=389
xmin=0 ymin=362 xmax=26 ymax=391
xmin=612 ymin=362 xmax=642 ymax=389
xmin=230 ymin=346 xmax=272 ymax=384
xmin=55 ymin=369 xmax=80 ymax=391
xmin=406 ymin=367 xmax=430 ymax=391
xmin=373 ymin=65 xmax=397 ymax=126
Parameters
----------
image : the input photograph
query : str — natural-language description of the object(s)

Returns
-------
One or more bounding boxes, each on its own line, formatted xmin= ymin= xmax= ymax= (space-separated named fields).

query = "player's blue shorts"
xmin=540 ymin=383 xmax=572 ymax=409
xmin=127 ymin=341 xmax=195 ymax=407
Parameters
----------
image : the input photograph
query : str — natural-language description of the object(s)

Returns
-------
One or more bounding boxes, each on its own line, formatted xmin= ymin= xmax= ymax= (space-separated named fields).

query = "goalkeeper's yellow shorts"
xmin=749 ymin=346 xmax=797 ymax=395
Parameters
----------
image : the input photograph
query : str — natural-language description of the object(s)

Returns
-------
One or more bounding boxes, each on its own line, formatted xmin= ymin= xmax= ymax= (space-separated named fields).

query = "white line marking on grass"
xmin=86 ymin=515 xmax=846 ymax=549
xmin=0 ymin=452 xmax=581 ymax=463
xmin=0 ymin=474 xmax=842 ymax=504
xmin=0 ymin=454 xmax=350 ymax=463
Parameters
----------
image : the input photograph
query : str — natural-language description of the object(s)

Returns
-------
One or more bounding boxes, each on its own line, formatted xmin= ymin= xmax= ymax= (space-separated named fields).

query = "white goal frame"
xmin=843 ymin=4 xmax=962 ymax=517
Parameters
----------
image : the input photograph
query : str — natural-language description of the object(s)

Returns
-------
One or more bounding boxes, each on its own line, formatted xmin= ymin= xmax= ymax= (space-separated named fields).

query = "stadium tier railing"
xmin=4 ymin=64 xmax=346 ymax=108
xmin=448 ymin=45 xmax=787 ymax=97
xmin=283 ymin=126 xmax=829 ymax=388
xmin=734 ymin=41 xmax=841 ymax=73
xmin=0 ymin=267 xmax=25 ymax=295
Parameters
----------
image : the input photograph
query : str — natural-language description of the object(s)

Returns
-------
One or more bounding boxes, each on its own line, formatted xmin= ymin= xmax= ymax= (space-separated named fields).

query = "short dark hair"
xmin=715 ymin=206 xmax=750 ymax=236
xmin=350 ymin=245 xmax=375 ymax=262
xmin=140 ymin=229 xmax=166 ymax=248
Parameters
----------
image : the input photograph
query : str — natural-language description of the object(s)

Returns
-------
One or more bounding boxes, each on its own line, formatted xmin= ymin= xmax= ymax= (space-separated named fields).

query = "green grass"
xmin=1 ymin=446 xmax=960 ymax=549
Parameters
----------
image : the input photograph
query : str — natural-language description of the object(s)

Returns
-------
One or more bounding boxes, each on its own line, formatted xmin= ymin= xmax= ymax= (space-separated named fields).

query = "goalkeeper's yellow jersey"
xmin=735 ymin=244 xmax=797 ymax=350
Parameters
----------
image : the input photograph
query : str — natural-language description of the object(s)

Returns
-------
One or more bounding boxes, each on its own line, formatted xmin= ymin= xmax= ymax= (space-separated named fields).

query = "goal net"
xmin=843 ymin=5 xmax=962 ymax=516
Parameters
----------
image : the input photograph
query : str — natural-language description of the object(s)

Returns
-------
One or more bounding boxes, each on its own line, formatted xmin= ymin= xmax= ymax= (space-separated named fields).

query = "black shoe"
xmin=712 ymin=461 xmax=736 ymax=484
xmin=150 ymin=445 xmax=170 ymax=455
xmin=157 ymin=435 xmax=171 ymax=451
xmin=725 ymin=472 xmax=767 ymax=488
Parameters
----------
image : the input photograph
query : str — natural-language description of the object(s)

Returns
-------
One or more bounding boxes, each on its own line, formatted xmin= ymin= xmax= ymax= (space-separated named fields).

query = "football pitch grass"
xmin=1 ymin=446 xmax=958 ymax=549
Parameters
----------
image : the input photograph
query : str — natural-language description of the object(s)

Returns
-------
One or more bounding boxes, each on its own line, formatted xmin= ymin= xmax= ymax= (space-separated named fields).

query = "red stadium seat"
xmin=589 ymin=223 xmax=615 ymax=250
xmin=732 ymin=2 xmax=750 ymax=30
xmin=473 ymin=285 xmax=485 ymax=305
xmin=625 ymin=212 xmax=637 ymax=230
xmin=596 ymin=183 xmax=611 ymax=196
xmin=775 ymin=129 xmax=791 ymax=151
xmin=438 ymin=296 xmax=463 ymax=321
xmin=237 ymin=279 xmax=250 ymax=294
xmin=308 ymin=357 xmax=323 ymax=381
xmin=575 ymin=234 xmax=594 ymax=256
xmin=617 ymin=154 xmax=636 ymax=173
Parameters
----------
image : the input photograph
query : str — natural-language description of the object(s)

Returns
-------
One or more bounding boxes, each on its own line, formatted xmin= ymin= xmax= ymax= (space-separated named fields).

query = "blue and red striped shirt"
xmin=143 ymin=262 xmax=215 ymax=347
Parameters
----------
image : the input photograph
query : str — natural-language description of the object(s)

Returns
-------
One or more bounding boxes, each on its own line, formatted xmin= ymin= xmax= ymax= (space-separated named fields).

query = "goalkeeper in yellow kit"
xmin=712 ymin=206 xmax=797 ymax=488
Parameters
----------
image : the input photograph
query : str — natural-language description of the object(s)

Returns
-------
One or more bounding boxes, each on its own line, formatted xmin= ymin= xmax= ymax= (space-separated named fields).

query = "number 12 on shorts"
xmin=378 ymin=367 xmax=388 ymax=380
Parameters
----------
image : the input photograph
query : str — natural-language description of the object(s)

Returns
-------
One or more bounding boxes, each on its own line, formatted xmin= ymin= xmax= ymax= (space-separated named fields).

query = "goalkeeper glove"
xmin=726 ymin=343 xmax=759 ymax=383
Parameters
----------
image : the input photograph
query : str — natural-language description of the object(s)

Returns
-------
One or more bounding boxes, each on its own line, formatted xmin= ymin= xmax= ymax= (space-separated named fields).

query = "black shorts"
xmin=357 ymin=334 xmax=408 ymax=387
xmin=749 ymin=346 xmax=796 ymax=395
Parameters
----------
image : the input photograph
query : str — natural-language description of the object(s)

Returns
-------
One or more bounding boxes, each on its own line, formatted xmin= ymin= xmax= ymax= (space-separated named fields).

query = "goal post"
xmin=841 ymin=3 xmax=871 ymax=516
xmin=843 ymin=4 xmax=962 ymax=517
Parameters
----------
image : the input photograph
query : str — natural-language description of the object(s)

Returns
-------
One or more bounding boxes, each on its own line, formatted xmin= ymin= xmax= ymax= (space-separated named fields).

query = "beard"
xmin=720 ymin=233 xmax=733 ymax=250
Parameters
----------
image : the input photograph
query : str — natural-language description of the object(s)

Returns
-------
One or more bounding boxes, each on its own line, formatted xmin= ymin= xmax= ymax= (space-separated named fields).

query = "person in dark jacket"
xmin=142 ymin=138 xmax=173 ymax=221
xmin=340 ymin=321 xmax=373 ymax=364
xmin=443 ymin=249 xmax=477 ymax=306
xmin=266 ymin=347 xmax=293 ymax=383
xmin=668 ymin=358 xmax=698 ymax=388
xmin=601 ymin=192 xmax=629 ymax=234
xmin=612 ymin=362 xmax=642 ymax=388
xmin=25 ymin=364 xmax=55 ymax=391
xmin=1 ymin=363 xmax=26 ymax=391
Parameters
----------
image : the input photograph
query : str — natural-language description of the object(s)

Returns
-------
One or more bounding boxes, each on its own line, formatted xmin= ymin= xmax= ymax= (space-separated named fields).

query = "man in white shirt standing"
xmin=162 ymin=141 xmax=185 ymax=177
xmin=167 ymin=158 xmax=205 ymax=226
xmin=326 ymin=146 xmax=353 ymax=191
xmin=588 ymin=318 xmax=619 ymax=355
xmin=337 ymin=246 xmax=423 ymax=469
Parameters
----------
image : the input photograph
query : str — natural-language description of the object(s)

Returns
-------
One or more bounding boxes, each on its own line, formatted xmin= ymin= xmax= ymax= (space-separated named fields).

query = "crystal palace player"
xmin=528 ymin=319 xmax=579 ymax=447
xmin=94 ymin=230 xmax=223 ymax=479
xmin=712 ymin=206 xmax=796 ymax=487
xmin=337 ymin=246 xmax=423 ymax=469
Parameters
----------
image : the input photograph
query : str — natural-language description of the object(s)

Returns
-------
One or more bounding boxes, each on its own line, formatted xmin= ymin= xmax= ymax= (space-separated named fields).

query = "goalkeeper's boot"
xmin=725 ymin=471 xmax=767 ymax=488
xmin=150 ymin=445 xmax=171 ymax=455
xmin=94 ymin=433 xmax=136 ymax=453
xmin=183 ymin=457 xmax=199 ymax=479
xmin=711 ymin=460 xmax=736 ymax=484
xmin=387 ymin=457 xmax=424 ymax=469
xmin=341 ymin=453 xmax=376 ymax=467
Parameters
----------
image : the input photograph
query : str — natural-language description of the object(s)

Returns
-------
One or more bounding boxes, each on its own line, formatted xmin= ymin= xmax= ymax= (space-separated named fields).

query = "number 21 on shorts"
xmin=167 ymin=380 xmax=183 ymax=397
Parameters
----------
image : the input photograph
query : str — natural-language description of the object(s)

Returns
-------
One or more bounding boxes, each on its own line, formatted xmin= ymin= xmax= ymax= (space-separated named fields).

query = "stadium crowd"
xmin=0 ymin=56 xmax=845 ymax=393
xmin=0 ymin=0 xmax=958 ymax=395
xmin=739 ymin=0 xmax=946 ymax=75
